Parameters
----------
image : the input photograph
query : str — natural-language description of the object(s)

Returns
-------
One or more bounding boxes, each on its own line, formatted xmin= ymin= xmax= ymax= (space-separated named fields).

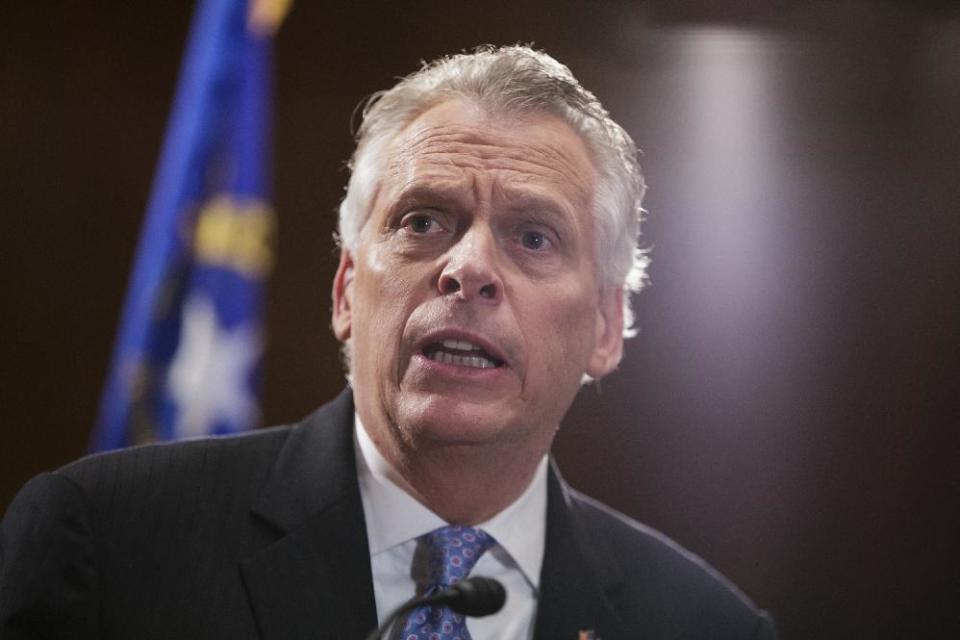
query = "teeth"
xmin=442 ymin=338 xmax=477 ymax=351
xmin=428 ymin=350 xmax=495 ymax=368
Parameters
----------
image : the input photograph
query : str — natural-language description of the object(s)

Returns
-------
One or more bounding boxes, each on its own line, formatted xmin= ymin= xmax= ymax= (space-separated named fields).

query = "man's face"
xmin=333 ymin=99 xmax=623 ymax=461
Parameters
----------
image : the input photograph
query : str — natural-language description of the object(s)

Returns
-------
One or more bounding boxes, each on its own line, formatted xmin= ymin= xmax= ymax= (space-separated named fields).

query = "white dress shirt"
xmin=354 ymin=414 xmax=548 ymax=640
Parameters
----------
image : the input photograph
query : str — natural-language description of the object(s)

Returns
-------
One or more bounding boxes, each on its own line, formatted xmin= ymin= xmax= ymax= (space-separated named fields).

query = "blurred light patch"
xmin=675 ymin=28 xmax=783 ymax=295
xmin=665 ymin=28 xmax=794 ymax=390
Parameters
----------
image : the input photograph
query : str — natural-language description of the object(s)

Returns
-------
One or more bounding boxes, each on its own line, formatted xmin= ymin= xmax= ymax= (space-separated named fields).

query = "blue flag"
xmin=90 ymin=0 xmax=288 ymax=451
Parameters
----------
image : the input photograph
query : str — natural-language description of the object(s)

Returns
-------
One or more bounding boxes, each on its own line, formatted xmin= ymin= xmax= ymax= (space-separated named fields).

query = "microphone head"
xmin=447 ymin=577 xmax=506 ymax=617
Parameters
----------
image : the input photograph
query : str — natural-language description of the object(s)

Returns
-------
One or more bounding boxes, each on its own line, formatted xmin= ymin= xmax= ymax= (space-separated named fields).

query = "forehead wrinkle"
xmin=389 ymin=126 xmax=593 ymax=204
xmin=378 ymin=102 xmax=600 ymax=237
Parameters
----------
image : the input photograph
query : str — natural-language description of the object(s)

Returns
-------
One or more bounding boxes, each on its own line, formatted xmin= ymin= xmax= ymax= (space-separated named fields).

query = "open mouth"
xmin=421 ymin=339 xmax=505 ymax=369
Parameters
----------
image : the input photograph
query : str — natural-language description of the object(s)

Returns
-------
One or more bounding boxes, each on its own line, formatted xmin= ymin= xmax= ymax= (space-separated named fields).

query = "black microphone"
xmin=363 ymin=576 xmax=506 ymax=640
xmin=442 ymin=576 xmax=506 ymax=616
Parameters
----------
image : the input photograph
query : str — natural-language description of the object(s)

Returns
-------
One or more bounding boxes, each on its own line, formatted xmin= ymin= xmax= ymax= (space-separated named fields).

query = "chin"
xmin=396 ymin=391 xmax=521 ymax=447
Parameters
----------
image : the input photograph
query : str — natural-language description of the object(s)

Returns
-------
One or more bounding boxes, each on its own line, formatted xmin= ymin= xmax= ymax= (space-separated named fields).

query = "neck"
xmin=396 ymin=441 xmax=545 ymax=525
xmin=361 ymin=416 xmax=550 ymax=525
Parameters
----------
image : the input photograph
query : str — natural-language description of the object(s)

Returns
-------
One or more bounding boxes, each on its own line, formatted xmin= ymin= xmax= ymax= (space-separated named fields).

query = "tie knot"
xmin=425 ymin=525 xmax=494 ymax=587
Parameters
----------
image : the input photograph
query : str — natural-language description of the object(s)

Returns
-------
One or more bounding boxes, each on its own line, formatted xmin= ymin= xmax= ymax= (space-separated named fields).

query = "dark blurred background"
xmin=2 ymin=1 xmax=958 ymax=637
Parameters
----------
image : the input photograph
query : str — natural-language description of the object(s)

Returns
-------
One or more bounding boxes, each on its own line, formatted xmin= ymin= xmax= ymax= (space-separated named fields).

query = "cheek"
xmin=353 ymin=253 xmax=423 ymax=360
xmin=365 ymin=242 xmax=425 ymax=300
xmin=524 ymin=284 xmax=598 ymax=376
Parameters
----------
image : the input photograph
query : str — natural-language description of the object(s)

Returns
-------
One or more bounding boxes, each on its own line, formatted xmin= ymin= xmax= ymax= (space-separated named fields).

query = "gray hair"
xmin=338 ymin=45 xmax=649 ymax=336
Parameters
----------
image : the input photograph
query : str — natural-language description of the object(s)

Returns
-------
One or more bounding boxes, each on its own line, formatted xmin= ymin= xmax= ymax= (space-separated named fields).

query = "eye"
xmin=401 ymin=212 xmax=443 ymax=234
xmin=520 ymin=230 xmax=551 ymax=250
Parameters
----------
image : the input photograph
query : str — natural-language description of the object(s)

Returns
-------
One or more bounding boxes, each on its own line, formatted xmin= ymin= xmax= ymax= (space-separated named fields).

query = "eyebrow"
xmin=501 ymin=189 xmax=569 ymax=215
xmin=386 ymin=179 xmax=582 ymax=237
xmin=389 ymin=181 xmax=473 ymax=212
xmin=497 ymin=185 xmax=580 ymax=230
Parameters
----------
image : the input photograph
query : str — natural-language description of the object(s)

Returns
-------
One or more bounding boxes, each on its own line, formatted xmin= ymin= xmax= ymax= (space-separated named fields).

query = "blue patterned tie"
xmin=400 ymin=525 xmax=495 ymax=640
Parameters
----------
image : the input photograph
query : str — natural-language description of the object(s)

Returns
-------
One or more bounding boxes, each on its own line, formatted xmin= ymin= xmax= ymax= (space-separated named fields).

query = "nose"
xmin=437 ymin=228 xmax=503 ymax=304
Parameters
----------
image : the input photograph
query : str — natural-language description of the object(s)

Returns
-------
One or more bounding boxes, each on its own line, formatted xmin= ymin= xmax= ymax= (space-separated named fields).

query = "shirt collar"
xmin=354 ymin=412 xmax=548 ymax=589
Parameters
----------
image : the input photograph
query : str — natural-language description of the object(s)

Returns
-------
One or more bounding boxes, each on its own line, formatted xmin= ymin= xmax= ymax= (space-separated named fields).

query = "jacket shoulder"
xmin=567 ymin=487 xmax=776 ymax=638
xmin=56 ymin=425 xmax=294 ymax=505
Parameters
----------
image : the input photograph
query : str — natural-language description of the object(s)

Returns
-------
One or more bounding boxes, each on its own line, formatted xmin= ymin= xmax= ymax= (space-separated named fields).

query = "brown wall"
xmin=2 ymin=1 xmax=958 ymax=637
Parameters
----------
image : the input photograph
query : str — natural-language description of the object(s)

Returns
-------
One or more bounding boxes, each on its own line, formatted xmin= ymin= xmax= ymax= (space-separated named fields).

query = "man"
xmin=0 ymin=46 xmax=776 ymax=639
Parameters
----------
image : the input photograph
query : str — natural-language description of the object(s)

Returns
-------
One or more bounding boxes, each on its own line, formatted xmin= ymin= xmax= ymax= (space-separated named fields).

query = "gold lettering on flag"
xmin=248 ymin=0 xmax=293 ymax=36
xmin=193 ymin=196 xmax=275 ymax=276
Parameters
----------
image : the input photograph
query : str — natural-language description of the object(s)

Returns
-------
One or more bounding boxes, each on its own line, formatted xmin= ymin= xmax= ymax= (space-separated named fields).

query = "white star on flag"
xmin=167 ymin=294 xmax=260 ymax=439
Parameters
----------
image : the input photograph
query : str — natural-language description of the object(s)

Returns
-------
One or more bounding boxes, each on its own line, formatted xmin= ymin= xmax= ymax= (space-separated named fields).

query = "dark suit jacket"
xmin=0 ymin=389 xmax=776 ymax=639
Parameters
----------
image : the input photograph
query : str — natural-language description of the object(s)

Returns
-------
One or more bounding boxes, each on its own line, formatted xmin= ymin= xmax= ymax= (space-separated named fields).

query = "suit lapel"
xmin=534 ymin=461 xmax=629 ymax=640
xmin=239 ymin=389 xmax=378 ymax=640
xmin=237 ymin=392 xmax=629 ymax=639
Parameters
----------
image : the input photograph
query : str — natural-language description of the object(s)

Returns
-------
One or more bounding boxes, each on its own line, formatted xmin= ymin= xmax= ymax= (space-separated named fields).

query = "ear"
xmin=586 ymin=287 xmax=625 ymax=379
xmin=331 ymin=248 xmax=355 ymax=342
